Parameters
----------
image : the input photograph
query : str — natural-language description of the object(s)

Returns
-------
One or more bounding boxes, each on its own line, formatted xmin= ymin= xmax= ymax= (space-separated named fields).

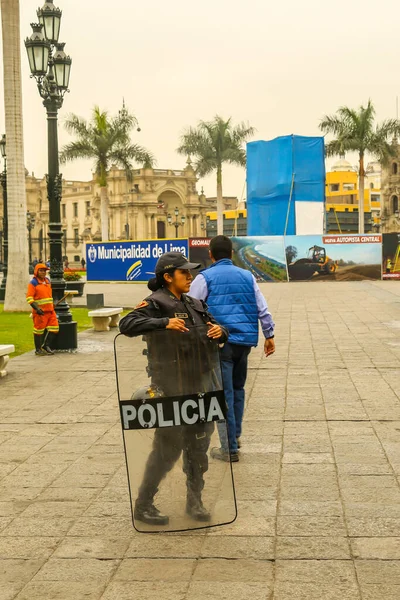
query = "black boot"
xmin=134 ymin=500 xmax=169 ymax=526
xmin=41 ymin=331 xmax=56 ymax=355
xmin=34 ymin=334 xmax=46 ymax=356
xmin=186 ymin=489 xmax=211 ymax=522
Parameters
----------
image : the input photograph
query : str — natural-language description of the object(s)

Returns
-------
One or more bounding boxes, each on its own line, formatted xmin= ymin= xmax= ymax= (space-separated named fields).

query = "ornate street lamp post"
xmin=0 ymin=134 xmax=7 ymax=302
xmin=167 ymin=207 xmax=185 ymax=238
xmin=25 ymin=1 xmax=77 ymax=349
xmin=26 ymin=211 xmax=36 ymax=267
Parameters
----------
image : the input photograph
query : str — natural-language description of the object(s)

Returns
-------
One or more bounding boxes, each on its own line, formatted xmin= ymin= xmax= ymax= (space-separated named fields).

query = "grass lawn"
xmin=0 ymin=305 xmax=128 ymax=357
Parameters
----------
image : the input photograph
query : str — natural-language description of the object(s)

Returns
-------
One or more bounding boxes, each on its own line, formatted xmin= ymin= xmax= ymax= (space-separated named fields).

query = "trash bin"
xmin=87 ymin=293 xmax=104 ymax=309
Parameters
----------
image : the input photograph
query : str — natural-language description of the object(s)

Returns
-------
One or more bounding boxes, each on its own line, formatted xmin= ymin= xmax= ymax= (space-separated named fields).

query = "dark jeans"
xmin=218 ymin=342 xmax=251 ymax=453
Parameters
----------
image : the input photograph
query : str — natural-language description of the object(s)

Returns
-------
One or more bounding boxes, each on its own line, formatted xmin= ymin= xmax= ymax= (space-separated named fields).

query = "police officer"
xmin=119 ymin=252 xmax=228 ymax=526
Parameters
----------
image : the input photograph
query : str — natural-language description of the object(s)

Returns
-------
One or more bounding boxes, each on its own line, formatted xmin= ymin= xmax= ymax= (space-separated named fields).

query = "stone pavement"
xmin=0 ymin=280 xmax=400 ymax=600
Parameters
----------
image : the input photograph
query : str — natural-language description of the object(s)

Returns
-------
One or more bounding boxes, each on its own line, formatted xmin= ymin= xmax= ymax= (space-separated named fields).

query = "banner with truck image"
xmin=284 ymin=234 xmax=382 ymax=281
xmin=382 ymin=233 xmax=400 ymax=280
xmin=86 ymin=239 xmax=189 ymax=282
xmin=86 ymin=234 xmax=387 ymax=283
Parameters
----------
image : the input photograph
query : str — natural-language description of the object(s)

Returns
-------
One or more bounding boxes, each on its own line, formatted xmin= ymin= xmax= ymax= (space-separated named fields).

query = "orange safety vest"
xmin=26 ymin=276 xmax=54 ymax=312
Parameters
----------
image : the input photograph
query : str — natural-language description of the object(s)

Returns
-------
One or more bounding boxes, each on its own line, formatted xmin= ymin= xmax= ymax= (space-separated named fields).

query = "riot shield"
xmin=114 ymin=325 xmax=237 ymax=533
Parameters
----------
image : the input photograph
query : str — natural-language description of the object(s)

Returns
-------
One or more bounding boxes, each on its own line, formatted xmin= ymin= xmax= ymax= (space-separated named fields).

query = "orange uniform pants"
xmin=32 ymin=311 xmax=59 ymax=336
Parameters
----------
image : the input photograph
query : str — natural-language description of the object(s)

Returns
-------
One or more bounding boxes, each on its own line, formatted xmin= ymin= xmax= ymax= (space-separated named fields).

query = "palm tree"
xmin=320 ymin=100 xmax=400 ymax=233
xmin=60 ymin=105 xmax=154 ymax=241
xmin=177 ymin=116 xmax=255 ymax=235
xmin=1 ymin=0 xmax=29 ymax=311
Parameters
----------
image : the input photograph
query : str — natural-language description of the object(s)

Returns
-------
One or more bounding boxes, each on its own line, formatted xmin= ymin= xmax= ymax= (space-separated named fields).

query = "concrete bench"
xmin=0 ymin=344 xmax=15 ymax=378
xmin=88 ymin=308 xmax=123 ymax=332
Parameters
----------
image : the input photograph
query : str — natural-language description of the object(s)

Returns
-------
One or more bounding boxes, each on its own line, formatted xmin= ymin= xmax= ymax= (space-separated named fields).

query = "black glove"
xmin=31 ymin=302 xmax=44 ymax=316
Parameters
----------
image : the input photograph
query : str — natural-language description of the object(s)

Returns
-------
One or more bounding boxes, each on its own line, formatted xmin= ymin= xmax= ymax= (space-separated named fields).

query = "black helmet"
xmin=131 ymin=384 xmax=164 ymax=401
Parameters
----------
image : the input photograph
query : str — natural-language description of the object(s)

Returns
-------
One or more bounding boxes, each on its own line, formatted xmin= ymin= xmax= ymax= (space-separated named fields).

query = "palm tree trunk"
xmin=100 ymin=185 xmax=109 ymax=241
xmin=358 ymin=154 xmax=365 ymax=234
xmin=216 ymin=164 xmax=223 ymax=236
xmin=1 ymin=0 xmax=29 ymax=311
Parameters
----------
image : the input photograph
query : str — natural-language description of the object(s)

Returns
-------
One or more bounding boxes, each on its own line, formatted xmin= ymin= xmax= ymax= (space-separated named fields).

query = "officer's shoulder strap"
xmin=146 ymin=289 xmax=162 ymax=308
xmin=185 ymin=294 xmax=206 ymax=311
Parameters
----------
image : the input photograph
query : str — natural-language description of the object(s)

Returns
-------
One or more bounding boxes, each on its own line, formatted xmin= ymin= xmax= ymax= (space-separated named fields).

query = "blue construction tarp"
xmin=246 ymin=135 xmax=325 ymax=236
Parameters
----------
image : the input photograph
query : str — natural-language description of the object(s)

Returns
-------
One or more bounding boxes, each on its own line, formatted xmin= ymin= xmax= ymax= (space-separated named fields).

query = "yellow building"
xmin=326 ymin=158 xmax=380 ymax=233
xmin=206 ymin=208 xmax=247 ymax=236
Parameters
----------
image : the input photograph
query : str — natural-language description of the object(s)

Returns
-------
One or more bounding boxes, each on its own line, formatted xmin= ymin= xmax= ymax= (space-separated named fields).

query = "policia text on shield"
xmin=116 ymin=252 xmax=237 ymax=532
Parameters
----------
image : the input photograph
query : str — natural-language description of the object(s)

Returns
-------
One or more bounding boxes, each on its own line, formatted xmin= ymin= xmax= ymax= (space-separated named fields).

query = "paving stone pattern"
xmin=0 ymin=280 xmax=400 ymax=599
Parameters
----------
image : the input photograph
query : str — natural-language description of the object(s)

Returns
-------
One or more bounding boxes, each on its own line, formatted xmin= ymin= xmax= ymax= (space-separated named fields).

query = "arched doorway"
xmin=157 ymin=190 xmax=186 ymax=239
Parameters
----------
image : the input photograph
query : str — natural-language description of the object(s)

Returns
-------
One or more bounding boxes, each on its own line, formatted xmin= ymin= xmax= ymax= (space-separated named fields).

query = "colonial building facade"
xmin=381 ymin=142 xmax=400 ymax=233
xmin=19 ymin=161 xmax=223 ymax=263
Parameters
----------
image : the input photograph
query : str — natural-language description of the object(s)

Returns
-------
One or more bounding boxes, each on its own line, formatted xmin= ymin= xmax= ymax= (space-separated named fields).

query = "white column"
xmin=146 ymin=215 xmax=152 ymax=239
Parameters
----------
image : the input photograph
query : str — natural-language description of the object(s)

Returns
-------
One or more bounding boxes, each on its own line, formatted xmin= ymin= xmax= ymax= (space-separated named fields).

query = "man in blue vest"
xmin=190 ymin=235 xmax=275 ymax=462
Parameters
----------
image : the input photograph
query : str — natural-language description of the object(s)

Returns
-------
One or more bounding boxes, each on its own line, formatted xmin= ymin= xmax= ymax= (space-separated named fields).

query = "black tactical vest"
xmin=146 ymin=289 xmax=217 ymax=395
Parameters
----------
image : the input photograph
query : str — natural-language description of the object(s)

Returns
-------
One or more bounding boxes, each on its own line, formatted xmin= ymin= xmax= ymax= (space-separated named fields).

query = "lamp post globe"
xmin=25 ymin=23 xmax=50 ymax=77
xmin=167 ymin=206 xmax=186 ymax=238
xmin=37 ymin=0 xmax=62 ymax=45
xmin=24 ymin=1 xmax=77 ymax=350
xmin=53 ymin=43 xmax=71 ymax=90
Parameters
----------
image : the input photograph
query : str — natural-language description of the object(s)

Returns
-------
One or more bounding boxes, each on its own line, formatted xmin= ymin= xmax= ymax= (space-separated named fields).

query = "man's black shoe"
xmin=134 ymin=502 xmax=169 ymax=526
xmin=41 ymin=345 xmax=55 ymax=355
xmin=210 ymin=447 xmax=239 ymax=463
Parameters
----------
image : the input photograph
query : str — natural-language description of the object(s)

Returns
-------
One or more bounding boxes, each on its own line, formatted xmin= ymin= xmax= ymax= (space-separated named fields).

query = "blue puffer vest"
xmin=201 ymin=259 xmax=259 ymax=346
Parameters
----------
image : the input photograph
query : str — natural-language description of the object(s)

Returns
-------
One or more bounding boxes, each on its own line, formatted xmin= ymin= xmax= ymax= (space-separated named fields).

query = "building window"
xmin=74 ymin=255 xmax=80 ymax=262
xmin=73 ymin=202 xmax=78 ymax=218
xmin=62 ymin=204 xmax=66 ymax=218
xmin=85 ymin=201 xmax=90 ymax=217
xmin=74 ymin=228 xmax=79 ymax=245
xmin=392 ymin=195 xmax=399 ymax=213
xmin=330 ymin=184 xmax=340 ymax=192
xmin=370 ymin=183 xmax=374 ymax=189
xmin=392 ymin=163 xmax=398 ymax=175
xmin=343 ymin=183 xmax=355 ymax=191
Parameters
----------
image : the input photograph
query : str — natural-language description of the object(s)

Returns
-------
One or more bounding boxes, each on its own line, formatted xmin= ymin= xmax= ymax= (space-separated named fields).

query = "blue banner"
xmin=86 ymin=239 xmax=189 ymax=282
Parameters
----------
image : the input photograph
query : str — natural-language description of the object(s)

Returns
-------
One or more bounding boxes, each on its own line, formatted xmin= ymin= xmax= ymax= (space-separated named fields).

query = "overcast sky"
xmin=0 ymin=0 xmax=399 ymax=197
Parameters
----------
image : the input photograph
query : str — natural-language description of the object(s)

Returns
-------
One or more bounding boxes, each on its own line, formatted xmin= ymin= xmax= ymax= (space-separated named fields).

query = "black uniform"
xmin=119 ymin=288 xmax=228 ymax=518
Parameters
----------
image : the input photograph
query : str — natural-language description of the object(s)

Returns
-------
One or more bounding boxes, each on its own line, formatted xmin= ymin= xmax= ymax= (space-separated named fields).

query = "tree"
xmin=285 ymin=245 xmax=298 ymax=264
xmin=60 ymin=105 xmax=154 ymax=241
xmin=177 ymin=116 xmax=255 ymax=235
xmin=320 ymin=100 xmax=400 ymax=233
xmin=1 ymin=0 xmax=29 ymax=311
